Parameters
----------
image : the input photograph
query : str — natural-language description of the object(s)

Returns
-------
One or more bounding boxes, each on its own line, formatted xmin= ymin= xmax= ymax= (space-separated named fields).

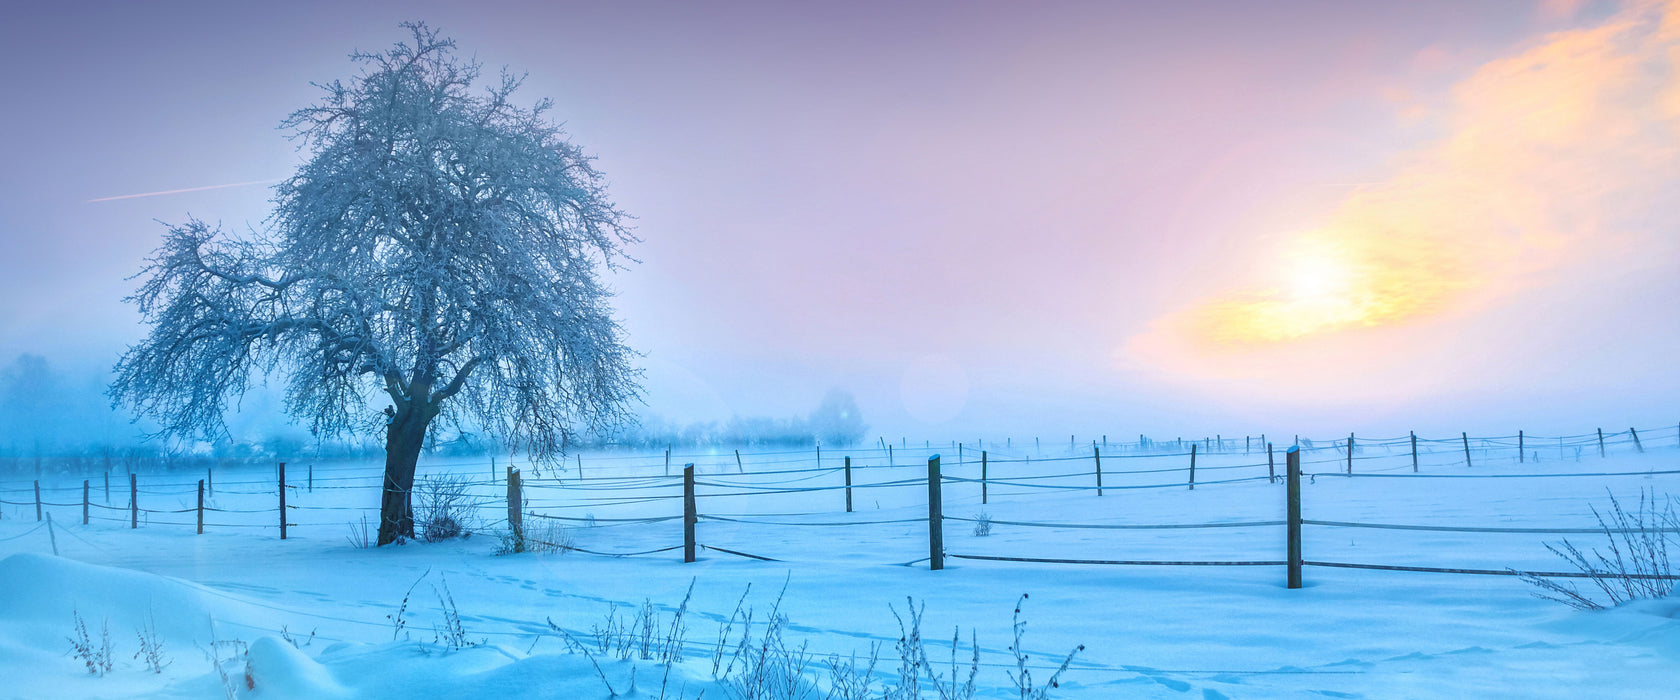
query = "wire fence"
xmin=2 ymin=423 xmax=1679 ymax=585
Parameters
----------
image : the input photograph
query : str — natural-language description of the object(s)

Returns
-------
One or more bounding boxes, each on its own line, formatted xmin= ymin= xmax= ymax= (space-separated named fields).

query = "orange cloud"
xmin=1129 ymin=0 xmax=1680 ymax=377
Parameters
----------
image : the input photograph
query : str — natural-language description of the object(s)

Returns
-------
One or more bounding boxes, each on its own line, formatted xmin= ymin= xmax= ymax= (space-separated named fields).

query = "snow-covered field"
xmin=3 ymin=433 xmax=1679 ymax=698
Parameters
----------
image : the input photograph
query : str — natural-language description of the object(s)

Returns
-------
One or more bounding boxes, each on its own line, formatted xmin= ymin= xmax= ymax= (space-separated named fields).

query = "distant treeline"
xmin=0 ymin=439 xmax=391 ymax=477
xmin=594 ymin=389 xmax=869 ymax=450
xmin=0 ymin=353 xmax=868 ymax=475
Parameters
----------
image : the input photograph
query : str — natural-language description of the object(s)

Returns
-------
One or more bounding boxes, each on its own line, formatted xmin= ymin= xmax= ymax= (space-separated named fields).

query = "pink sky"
xmin=1 ymin=0 xmax=1676 ymax=440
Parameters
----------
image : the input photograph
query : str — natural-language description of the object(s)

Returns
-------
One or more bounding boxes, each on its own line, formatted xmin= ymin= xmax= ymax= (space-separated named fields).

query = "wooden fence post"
xmin=735 ymin=449 xmax=744 ymax=473
xmin=1287 ymin=446 xmax=1302 ymax=589
xmin=665 ymin=447 xmax=671 ymax=477
xmin=981 ymin=450 xmax=989 ymax=505
xmin=308 ymin=464 xmax=313 ymax=492
xmin=683 ymin=464 xmax=697 ymax=563
xmin=279 ymin=462 xmax=287 ymax=540
xmin=927 ymin=455 xmax=944 ymax=571
xmin=577 ymin=453 xmax=583 ymax=480
xmin=1267 ymin=443 xmax=1275 ymax=483
xmin=1631 ymin=428 xmax=1644 ymax=453
xmin=1462 ymin=433 xmax=1472 ymax=468
xmin=1346 ymin=434 xmax=1354 ymax=475
xmin=34 ymin=480 xmax=41 ymax=521
xmin=1519 ymin=430 xmax=1525 ymax=463
xmin=844 ymin=457 xmax=853 ymax=513
xmin=104 ymin=471 xmax=110 ymax=504
xmin=82 ymin=480 xmax=89 ymax=525
xmin=1598 ymin=428 xmax=1606 ymax=458
xmin=197 ymin=479 xmax=204 ymax=535
xmin=1094 ymin=446 xmax=1103 ymax=496
xmin=1411 ymin=431 xmax=1418 ymax=472
xmin=507 ymin=466 xmax=524 ymax=552
xmin=207 ymin=467 xmax=212 ymax=497
xmin=1188 ymin=443 xmax=1197 ymax=490
xmin=129 ymin=473 xmax=137 ymax=529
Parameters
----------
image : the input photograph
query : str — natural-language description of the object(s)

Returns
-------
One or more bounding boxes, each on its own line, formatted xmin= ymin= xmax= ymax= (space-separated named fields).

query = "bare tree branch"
xmin=112 ymin=23 xmax=642 ymax=543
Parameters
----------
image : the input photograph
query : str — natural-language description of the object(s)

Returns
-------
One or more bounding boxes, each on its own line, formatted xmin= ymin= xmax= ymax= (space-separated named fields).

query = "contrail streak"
xmin=86 ymin=178 xmax=281 ymax=203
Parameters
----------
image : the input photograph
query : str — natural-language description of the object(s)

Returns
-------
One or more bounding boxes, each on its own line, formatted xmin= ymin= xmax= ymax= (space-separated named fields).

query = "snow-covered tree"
xmin=111 ymin=23 xmax=641 ymax=545
xmin=808 ymin=390 xmax=867 ymax=446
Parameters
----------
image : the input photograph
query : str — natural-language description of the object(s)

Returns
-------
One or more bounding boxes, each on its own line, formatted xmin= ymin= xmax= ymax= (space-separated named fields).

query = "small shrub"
xmin=972 ymin=513 xmax=993 ymax=537
xmin=415 ymin=474 xmax=477 ymax=542
xmin=68 ymin=610 xmax=113 ymax=676
xmin=494 ymin=527 xmax=527 ymax=555
xmin=525 ymin=518 xmax=575 ymax=555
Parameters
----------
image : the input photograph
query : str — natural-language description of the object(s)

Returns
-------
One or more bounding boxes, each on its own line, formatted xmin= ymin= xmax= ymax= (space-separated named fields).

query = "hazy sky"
xmin=1 ymin=0 xmax=1676 ymax=442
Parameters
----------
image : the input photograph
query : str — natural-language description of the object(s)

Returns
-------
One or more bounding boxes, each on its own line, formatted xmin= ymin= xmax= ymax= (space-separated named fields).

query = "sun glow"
xmin=1130 ymin=0 xmax=1680 ymax=363
xmin=1176 ymin=227 xmax=1464 ymax=346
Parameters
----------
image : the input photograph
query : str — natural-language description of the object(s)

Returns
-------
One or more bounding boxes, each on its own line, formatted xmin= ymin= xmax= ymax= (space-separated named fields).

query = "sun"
xmin=1175 ymin=234 xmax=1373 ymax=345
xmin=1285 ymin=241 xmax=1356 ymax=306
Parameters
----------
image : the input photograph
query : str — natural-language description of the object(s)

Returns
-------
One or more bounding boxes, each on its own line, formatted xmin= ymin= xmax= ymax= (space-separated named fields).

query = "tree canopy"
xmin=112 ymin=23 xmax=642 ymax=542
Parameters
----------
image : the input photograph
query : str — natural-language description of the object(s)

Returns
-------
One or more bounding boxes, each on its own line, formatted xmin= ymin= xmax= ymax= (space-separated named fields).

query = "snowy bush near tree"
xmin=415 ymin=474 xmax=477 ymax=543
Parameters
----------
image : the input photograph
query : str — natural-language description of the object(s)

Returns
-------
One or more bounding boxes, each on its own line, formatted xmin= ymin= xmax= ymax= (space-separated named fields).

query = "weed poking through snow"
xmin=198 ymin=630 xmax=247 ymax=700
xmin=134 ymin=610 xmax=169 ymax=673
xmin=888 ymin=596 xmax=979 ymax=700
xmin=389 ymin=568 xmax=430 ymax=641
xmin=1520 ymin=490 xmax=1679 ymax=610
xmin=432 ymin=574 xmax=480 ymax=650
xmin=546 ymin=584 xmax=1083 ymax=698
xmin=67 ymin=609 xmax=113 ymax=676
xmin=524 ymin=518 xmax=576 ymax=555
xmin=347 ymin=515 xmax=373 ymax=549
xmin=1008 ymin=594 xmax=1084 ymax=699
xmin=280 ymin=625 xmax=316 ymax=649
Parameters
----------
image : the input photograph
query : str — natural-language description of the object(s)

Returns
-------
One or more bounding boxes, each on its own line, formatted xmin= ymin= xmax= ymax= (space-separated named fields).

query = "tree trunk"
xmin=377 ymin=404 xmax=434 ymax=545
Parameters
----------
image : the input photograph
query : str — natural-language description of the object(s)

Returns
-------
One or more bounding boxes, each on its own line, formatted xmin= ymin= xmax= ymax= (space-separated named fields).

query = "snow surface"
xmin=2 ymin=437 xmax=1679 ymax=698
